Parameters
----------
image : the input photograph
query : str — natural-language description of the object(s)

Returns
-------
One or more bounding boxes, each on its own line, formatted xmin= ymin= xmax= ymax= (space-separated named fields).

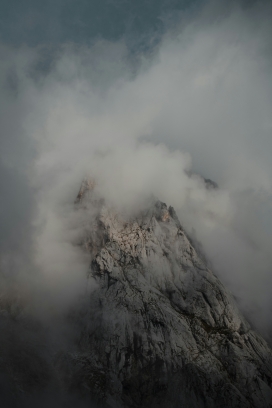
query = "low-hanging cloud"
xmin=0 ymin=0 xmax=272 ymax=340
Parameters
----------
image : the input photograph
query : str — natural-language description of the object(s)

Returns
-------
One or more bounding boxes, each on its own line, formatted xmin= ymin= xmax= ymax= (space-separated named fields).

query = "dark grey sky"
xmin=0 ymin=0 xmax=200 ymax=48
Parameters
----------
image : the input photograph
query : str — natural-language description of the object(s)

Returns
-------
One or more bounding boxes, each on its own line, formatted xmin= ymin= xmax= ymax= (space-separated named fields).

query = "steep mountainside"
xmin=58 ymin=181 xmax=272 ymax=408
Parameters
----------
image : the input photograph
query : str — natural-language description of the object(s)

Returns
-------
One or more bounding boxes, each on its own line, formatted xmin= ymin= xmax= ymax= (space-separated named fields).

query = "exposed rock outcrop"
xmin=60 ymin=183 xmax=272 ymax=408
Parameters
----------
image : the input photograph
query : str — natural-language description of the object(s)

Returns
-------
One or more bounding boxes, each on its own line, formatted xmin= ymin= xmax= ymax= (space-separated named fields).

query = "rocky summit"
xmin=58 ymin=180 xmax=272 ymax=408
xmin=1 ymin=180 xmax=272 ymax=408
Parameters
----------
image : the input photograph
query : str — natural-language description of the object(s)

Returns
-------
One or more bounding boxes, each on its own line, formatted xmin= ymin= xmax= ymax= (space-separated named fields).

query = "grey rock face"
xmin=64 ymin=185 xmax=272 ymax=408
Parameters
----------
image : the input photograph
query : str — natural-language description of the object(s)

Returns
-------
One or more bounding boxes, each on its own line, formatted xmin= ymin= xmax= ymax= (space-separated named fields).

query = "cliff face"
xmin=60 ymin=184 xmax=272 ymax=408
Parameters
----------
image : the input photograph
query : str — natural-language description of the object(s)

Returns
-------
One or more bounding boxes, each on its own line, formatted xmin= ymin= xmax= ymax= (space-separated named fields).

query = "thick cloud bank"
xmin=0 ymin=1 xmax=272 ymax=338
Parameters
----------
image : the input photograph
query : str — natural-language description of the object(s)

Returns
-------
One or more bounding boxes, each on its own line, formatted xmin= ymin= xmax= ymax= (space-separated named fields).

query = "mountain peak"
xmin=60 ymin=185 xmax=272 ymax=407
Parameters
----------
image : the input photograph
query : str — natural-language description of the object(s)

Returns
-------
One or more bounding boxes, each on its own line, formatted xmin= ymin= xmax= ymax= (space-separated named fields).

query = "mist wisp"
xmin=0 ymin=0 xmax=272 ymax=365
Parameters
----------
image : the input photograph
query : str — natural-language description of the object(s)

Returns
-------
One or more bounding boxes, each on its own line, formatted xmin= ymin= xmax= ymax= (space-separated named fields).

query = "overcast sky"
xmin=0 ymin=0 xmax=272 ymax=339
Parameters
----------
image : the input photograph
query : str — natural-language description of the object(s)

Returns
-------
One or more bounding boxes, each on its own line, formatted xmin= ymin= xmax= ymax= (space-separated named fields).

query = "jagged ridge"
xmin=60 ymin=185 xmax=272 ymax=408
